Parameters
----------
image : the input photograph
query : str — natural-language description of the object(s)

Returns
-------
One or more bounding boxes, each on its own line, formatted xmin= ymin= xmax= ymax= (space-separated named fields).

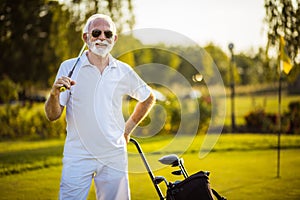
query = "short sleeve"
xmin=127 ymin=70 xmax=152 ymax=102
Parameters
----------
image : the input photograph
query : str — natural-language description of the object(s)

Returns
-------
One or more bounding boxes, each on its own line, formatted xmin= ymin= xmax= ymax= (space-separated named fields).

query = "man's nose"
xmin=98 ymin=32 xmax=106 ymax=40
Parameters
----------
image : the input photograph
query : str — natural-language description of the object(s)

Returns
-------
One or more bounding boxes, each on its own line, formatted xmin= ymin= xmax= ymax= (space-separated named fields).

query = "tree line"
xmin=0 ymin=0 xmax=299 ymax=102
xmin=0 ymin=0 xmax=299 ymax=139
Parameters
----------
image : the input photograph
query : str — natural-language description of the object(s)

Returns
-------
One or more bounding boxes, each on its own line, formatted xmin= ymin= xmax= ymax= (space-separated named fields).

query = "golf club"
xmin=130 ymin=138 xmax=164 ymax=200
xmin=59 ymin=43 xmax=87 ymax=92
xmin=171 ymin=170 xmax=183 ymax=176
xmin=158 ymin=154 xmax=179 ymax=165
xmin=153 ymin=176 xmax=169 ymax=188
xmin=159 ymin=154 xmax=189 ymax=178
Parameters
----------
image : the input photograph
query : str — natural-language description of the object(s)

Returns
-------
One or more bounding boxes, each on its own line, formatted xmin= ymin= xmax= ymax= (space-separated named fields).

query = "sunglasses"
xmin=90 ymin=29 xmax=113 ymax=39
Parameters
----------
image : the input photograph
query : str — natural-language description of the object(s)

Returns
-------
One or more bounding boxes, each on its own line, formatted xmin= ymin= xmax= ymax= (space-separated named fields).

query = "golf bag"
xmin=129 ymin=138 xmax=226 ymax=200
xmin=166 ymin=171 xmax=226 ymax=200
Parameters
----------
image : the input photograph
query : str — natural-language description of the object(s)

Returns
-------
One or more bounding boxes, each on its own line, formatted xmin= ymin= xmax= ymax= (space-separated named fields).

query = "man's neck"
xmin=87 ymin=51 xmax=109 ymax=73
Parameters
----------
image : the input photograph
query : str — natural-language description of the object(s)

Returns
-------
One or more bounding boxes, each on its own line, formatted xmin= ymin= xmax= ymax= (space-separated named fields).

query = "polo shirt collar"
xmin=108 ymin=54 xmax=118 ymax=68
xmin=80 ymin=51 xmax=117 ymax=69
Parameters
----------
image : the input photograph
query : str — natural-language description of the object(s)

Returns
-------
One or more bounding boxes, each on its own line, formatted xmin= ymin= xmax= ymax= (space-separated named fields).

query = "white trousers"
xmin=59 ymin=155 xmax=130 ymax=200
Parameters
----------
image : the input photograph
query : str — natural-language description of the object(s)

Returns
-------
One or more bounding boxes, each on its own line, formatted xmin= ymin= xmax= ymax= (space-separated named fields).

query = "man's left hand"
xmin=124 ymin=133 xmax=130 ymax=144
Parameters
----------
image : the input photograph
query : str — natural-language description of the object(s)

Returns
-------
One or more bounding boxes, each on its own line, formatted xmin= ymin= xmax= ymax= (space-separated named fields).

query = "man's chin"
xmin=91 ymin=48 xmax=109 ymax=57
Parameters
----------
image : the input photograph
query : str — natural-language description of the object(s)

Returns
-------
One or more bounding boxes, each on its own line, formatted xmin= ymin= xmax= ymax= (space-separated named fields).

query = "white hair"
xmin=82 ymin=14 xmax=116 ymax=34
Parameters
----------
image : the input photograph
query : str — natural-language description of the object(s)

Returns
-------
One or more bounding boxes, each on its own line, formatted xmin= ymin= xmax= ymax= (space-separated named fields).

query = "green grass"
xmin=1 ymin=134 xmax=300 ymax=199
xmin=129 ymin=149 xmax=300 ymax=200
xmin=0 ymin=139 xmax=64 ymax=176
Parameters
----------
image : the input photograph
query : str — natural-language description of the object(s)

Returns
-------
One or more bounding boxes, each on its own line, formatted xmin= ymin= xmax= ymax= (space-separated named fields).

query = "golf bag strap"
xmin=211 ymin=189 xmax=227 ymax=200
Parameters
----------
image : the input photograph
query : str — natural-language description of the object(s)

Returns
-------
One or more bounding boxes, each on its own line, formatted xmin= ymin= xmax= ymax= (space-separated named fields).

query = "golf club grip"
xmin=59 ymin=86 xmax=67 ymax=92
xmin=129 ymin=138 xmax=164 ymax=200
xmin=59 ymin=43 xmax=86 ymax=92
xmin=59 ymin=70 xmax=72 ymax=92
xmin=59 ymin=70 xmax=74 ymax=92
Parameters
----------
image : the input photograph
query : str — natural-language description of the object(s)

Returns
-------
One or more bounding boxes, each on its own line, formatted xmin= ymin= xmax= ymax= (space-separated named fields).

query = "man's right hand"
xmin=51 ymin=76 xmax=76 ymax=96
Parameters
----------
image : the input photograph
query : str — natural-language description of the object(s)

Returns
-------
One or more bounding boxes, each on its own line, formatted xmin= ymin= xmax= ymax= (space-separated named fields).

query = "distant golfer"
xmin=45 ymin=14 xmax=155 ymax=200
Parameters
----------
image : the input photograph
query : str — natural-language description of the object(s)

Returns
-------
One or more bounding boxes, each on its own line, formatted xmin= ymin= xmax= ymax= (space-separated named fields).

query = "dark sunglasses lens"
xmin=104 ymin=31 xmax=113 ymax=38
xmin=92 ymin=29 xmax=101 ymax=37
xmin=91 ymin=30 xmax=113 ymax=38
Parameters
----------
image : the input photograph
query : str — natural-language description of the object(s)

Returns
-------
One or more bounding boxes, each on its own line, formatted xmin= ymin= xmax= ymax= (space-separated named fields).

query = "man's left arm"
xmin=124 ymin=92 xmax=156 ymax=143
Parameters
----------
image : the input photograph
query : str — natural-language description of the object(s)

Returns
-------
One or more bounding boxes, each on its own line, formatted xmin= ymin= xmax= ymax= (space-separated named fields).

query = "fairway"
xmin=0 ymin=134 xmax=300 ymax=199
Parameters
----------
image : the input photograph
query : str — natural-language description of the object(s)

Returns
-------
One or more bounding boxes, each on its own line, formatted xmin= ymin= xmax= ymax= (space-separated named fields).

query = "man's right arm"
xmin=44 ymin=89 xmax=64 ymax=121
xmin=44 ymin=76 xmax=75 ymax=121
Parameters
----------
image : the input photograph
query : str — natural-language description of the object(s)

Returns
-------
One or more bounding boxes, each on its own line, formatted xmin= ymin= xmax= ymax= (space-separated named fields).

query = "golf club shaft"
xmin=179 ymin=159 xmax=189 ymax=178
xmin=130 ymin=138 xmax=164 ymax=200
xmin=59 ymin=43 xmax=87 ymax=92
xmin=179 ymin=165 xmax=189 ymax=178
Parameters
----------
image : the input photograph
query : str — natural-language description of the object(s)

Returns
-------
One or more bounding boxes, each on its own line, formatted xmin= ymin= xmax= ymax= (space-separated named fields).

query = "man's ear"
xmin=114 ymin=34 xmax=118 ymax=43
xmin=83 ymin=33 xmax=88 ymax=43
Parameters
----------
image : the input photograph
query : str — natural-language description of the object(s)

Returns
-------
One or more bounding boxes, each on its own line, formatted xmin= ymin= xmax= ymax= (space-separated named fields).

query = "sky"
xmin=132 ymin=0 xmax=268 ymax=53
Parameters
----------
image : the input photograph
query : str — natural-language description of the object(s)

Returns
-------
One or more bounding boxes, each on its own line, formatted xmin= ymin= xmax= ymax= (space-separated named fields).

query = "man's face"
xmin=85 ymin=18 xmax=117 ymax=57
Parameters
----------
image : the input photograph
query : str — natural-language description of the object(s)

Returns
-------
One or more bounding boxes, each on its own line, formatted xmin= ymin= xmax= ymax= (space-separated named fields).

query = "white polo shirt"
xmin=55 ymin=52 xmax=151 ymax=159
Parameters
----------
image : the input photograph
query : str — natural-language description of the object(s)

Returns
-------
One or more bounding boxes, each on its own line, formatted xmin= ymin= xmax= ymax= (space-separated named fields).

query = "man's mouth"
xmin=95 ymin=42 xmax=107 ymax=48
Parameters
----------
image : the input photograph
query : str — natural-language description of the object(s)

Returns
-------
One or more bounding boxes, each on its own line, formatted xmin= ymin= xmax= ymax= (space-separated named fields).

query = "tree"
xmin=204 ymin=44 xmax=232 ymax=85
xmin=61 ymin=0 xmax=135 ymax=34
xmin=0 ymin=0 xmax=136 ymax=90
xmin=234 ymin=54 xmax=257 ymax=85
xmin=252 ymin=47 xmax=278 ymax=83
xmin=265 ymin=0 xmax=300 ymax=71
xmin=0 ymin=0 xmax=58 ymax=87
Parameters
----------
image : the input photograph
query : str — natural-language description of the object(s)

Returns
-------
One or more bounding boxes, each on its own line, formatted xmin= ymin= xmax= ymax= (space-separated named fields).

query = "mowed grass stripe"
xmin=1 ymin=134 xmax=300 ymax=176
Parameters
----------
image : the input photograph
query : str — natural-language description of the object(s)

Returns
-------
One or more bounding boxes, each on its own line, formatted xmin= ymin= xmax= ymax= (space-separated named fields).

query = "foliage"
xmin=1 ymin=0 xmax=299 ymax=98
xmin=0 ymin=75 xmax=20 ymax=104
xmin=1 ymin=0 xmax=290 ymax=95
xmin=288 ymin=101 xmax=300 ymax=134
xmin=47 ymin=1 xmax=82 ymax=85
xmin=204 ymin=44 xmax=279 ymax=86
xmin=0 ymin=0 xmax=57 ymax=86
xmin=124 ymin=90 xmax=213 ymax=137
xmin=0 ymin=0 xmax=135 ymax=90
xmin=0 ymin=92 xmax=212 ymax=140
xmin=244 ymin=109 xmax=280 ymax=133
xmin=251 ymin=47 xmax=278 ymax=83
xmin=265 ymin=0 xmax=300 ymax=65
xmin=62 ymin=0 xmax=135 ymax=33
xmin=264 ymin=0 xmax=300 ymax=81
xmin=204 ymin=44 xmax=231 ymax=85
xmin=235 ymin=53 xmax=261 ymax=85
xmin=114 ymin=44 xmax=198 ymax=85
xmin=244 ymin=100 xmax=300 ymax=134
xmin=0 ymin=103 xmax=66 ymax=140
xmin=2 ymin=0 xmax=300 ymax=142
